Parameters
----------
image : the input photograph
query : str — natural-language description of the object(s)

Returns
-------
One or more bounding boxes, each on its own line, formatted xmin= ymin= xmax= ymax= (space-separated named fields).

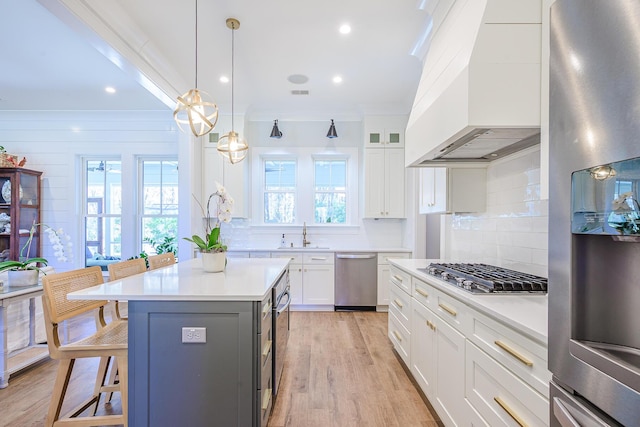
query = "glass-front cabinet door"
xmin=0 ymin=168 xmax=42 ymax=262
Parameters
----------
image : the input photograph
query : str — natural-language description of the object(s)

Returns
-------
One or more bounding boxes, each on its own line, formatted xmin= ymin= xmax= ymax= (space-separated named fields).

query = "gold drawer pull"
xmin=262 ymin=340 xmax=272 ymax=358
xmin=262 ymin=388 xmax=272 ymax=410
xmin=415 ymin=288 xmax=429 ymax=298
xmin=494 ymin=396 xmax=528 ymax=427
xmin=392 ymin=275 xmax=403 ymax=282
xmin=495 ymin=340 xmax=534 ymax=367
xmin=392 ymin=330 xmax=402 ymax=342
xmin=310 ymin=257 xmax=326 ymax=261
xmin=393 ymin=298 xmax=404 ymax=309
xmin=438 ymin=303 xmax=457 ymax=317
xmin=262 ymin=302 xmax=272 ymax=316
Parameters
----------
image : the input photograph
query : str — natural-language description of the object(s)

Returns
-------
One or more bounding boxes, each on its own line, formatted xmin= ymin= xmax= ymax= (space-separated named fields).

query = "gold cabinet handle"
xmin=494 ymin=396 xmax=528 ymax=427
xmin=426 ymin=320 xmax=436 ymax=331
xmin=262 ymin=388 xmax=272 ymax=410
xmin=393 ymin=298 xmax=404 ymax=309
xmin=262 ymin=340 xmax=272 ymax=358
xmin=392 ymin=330 xmax=402 ymax=342
xmin=310 ymin=257 xmax=326 ymax=261
xmin=495 ymin=340 xmax=533 ymax=367
xmin=415 ymin=287 xmax=429 ymax=298
xmin=392 ymin=274 xmax=403 ymax=282
xmin=438 ymin=303 xmax=457 ymax=317
xmin=262 ymin=302 xmax=272 ymax=316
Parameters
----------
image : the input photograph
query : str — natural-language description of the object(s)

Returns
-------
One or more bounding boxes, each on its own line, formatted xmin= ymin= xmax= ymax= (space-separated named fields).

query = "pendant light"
xmin=217 ymin=18 xmax=249 ymax=164
xmin=173 ymin=0 xmax=218 ymax=137
xmin=326 ymin=119 xmax=338 ymax=138
xmin=270 ymin=120 xmax=283 ymax=139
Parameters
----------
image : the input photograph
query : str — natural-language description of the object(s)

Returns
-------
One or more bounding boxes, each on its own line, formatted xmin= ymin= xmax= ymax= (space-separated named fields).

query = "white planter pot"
xmin=8 ymin=269 xmax=39 ymax=287
xmin=201 ymin=252 xmax=226 ymax=273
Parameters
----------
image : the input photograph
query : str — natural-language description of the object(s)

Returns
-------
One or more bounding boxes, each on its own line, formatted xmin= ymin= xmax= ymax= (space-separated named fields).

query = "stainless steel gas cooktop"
xmin=420 ymin=263 xmax=548 ymax=295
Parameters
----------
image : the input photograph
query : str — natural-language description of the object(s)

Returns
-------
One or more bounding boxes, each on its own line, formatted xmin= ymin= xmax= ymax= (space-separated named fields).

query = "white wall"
xmin=441 ymin=146 xmax=548 ymax=276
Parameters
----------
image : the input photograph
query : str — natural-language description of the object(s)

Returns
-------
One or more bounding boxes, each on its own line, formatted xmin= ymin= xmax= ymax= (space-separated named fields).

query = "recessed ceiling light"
xmin=339 ymin=24 xmax=351 ymax=34
xmin=288 ymin=74 xmax=309 ymax=84
xmin=333 ymin=75 xmax=343 ymax=84
xmin=220 ymin=76 xmax=229 ymax=83
xmin=105 ymin=86 xmax=116 ymax=94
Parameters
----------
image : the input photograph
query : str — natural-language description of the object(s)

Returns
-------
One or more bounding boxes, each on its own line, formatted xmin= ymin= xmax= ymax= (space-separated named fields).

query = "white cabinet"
xmin=411 ymin=297 xmax=466 ymax=427
xmin=364 ymin=115 xmax=406 ymax=148
xmin=364 ymin=148 xmax=405 ymax=218
xmin=270 ymin=252 xmax=334 ymax=308
xmin=377 ymin=252 xmax=411 ymax=306
xmin=419 ymin=167 xmax=487 ymax=214
xmin=388 ymin=264 xmax=412 ymax=366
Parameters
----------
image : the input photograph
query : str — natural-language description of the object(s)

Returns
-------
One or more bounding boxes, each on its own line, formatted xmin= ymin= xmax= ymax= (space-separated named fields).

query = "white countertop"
xmin=389 ymin=259 xmax=548 ymax=344
xmin=67 ymin=258 xmax=289 ymax=302
xmin=228 ymin=247 xmax=412 ymax=253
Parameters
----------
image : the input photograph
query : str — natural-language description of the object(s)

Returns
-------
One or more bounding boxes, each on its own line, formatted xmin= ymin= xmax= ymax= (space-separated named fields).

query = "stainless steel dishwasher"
xmin=334 ymin=252 xmax=377 ymax=311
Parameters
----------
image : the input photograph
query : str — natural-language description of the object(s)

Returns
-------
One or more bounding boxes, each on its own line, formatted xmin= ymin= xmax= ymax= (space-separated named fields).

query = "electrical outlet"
xmin=181 ymin=327 xmax=206 ymax=343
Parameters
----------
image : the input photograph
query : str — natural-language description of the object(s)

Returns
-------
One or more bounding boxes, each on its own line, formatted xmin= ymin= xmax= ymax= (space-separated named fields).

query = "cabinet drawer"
xmin=389 ymin=283 xmax=411 ymax=331
xmin=412 ymin=277 xmax=435 ymax=311
xmin=377 ymin=252 xmax=411 ymax=264
xmin=389 ymin=265 xmax=411 ymax=295
xmin=388 ymin=310 xmax=410 ymax=366
xmin=433 ymin=287 xmax=471 ymax=335
xmin=466 ymin=341 xmax=548 ymax=427
xmin=250 ymin=252 xmax=271 ymax=258
xmin=260 ymin=295 xmax=273 ymax=335
xmin=469 ymin=309 xmax=550 ymax=396
xmin=270 ymin=252 xmax=302 ymax=264
xmin=259 ymin=353 xmax=273 ymax=427
xmin=303 ymin=253 xmax=334 ymax=265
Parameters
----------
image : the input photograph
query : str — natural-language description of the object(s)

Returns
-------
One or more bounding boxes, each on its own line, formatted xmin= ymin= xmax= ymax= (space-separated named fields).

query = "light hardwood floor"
xmin=0 ymin=311 xmax=440 ymax=427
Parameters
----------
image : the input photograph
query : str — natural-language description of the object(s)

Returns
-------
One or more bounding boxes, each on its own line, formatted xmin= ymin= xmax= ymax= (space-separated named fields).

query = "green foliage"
xmin=144 ymin=236 xmax=177 ymax=255
xmin=0 ymin=257 xmax=48 ymax=273
xmin=183 ymin=227 xmax=227 ymax=253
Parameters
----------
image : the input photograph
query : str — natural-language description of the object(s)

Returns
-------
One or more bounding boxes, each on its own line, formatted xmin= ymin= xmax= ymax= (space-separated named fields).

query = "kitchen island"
xmin=68 ymin=257 xmax=290 ymax=427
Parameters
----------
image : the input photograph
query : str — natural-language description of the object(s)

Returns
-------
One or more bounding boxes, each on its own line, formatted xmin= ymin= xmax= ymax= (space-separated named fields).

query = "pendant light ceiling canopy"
xmin=270 ymin=120 xmax=283 ymax=139
xmin=173 ymin=0 xmax=218 ymax=137
xmin=217 ymin=18 xmax=248 ymax=164
xmin=326 ymin=119 xmax=338 ymax=139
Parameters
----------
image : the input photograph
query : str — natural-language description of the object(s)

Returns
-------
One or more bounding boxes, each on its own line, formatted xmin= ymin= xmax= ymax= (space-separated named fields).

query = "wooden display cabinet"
xmin=0 ymin=168 xmax=42 ymax=262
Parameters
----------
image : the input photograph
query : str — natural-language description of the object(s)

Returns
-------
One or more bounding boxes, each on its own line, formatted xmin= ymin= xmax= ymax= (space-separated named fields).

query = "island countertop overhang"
xmin=67 ymin=258 xmax=290 ymax=302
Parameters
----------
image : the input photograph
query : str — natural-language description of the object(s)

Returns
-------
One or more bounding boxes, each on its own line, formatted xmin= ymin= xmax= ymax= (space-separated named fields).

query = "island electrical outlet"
xmin=182 ymin=327 xmax=206 ymax=343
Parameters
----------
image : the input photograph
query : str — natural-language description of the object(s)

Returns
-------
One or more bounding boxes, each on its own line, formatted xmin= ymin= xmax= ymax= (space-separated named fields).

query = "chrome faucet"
xmin=302 ymin=222 xmax=311 ymax=247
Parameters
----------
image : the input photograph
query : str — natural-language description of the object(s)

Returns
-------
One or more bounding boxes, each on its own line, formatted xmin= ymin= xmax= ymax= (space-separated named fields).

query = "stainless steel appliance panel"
xmin=334 ymin=253 xmax=377 ymax=310
xmin=550 ymin=1 xmax=640 ymax=425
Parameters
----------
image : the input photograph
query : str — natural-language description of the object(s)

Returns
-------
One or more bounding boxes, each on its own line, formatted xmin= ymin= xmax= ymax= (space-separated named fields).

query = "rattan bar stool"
xmin=147 ymin=252 xmax=176 ymax=270
xmin=107 ymin=257 xmax=146 ymax=320
xmin=41 ymin=266 xmax=128 ymax=427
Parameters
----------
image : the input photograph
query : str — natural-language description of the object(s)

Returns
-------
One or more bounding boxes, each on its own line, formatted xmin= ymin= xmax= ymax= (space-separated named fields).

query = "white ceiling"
xmin=0 ymin=0 xmax=433 ymax=119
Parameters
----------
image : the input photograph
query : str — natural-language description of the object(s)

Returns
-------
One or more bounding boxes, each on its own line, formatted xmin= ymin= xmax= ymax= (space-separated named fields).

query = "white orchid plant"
xmin=609 ymin=191 xmax=640 ymax=234
xmin=184 ymin=182 xmax=234 ymax=253
xmin=0 ymin=221 xmax=72 ymax=273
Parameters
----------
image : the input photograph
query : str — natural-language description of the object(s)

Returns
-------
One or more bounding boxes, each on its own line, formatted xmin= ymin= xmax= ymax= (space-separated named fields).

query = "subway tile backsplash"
xmin=444 ymin=147 xmax=548 ymax=277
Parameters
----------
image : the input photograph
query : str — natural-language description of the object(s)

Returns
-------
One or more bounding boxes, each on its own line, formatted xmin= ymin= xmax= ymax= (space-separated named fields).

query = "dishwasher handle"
xmin=336 ymin=254 xmax=376 ymax=259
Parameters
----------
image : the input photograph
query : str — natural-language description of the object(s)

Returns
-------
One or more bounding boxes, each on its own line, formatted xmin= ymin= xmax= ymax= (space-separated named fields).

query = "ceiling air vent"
xmin=291 ymin=90 xmax=309 ymax=95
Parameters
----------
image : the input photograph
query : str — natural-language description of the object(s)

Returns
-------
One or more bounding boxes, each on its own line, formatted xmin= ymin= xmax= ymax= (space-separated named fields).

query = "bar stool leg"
xmin=46 ymin=359 xmax=74 ymax=427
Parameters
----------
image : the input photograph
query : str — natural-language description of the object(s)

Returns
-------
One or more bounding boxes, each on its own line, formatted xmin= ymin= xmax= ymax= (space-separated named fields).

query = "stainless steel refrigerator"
xmin=549 ymin=1 xmax=640 ymax=425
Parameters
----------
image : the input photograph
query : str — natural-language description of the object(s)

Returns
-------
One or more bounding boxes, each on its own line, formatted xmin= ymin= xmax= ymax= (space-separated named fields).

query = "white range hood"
xmin=405 ymin=0 xmax=542 ymax=166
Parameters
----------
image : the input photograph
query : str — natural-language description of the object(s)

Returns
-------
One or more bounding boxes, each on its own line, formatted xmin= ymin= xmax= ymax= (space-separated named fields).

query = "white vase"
xmin=8 ymin=269 xmax=39 ymax=287
xmin=201 ymin=252 xmax=226 ymax=273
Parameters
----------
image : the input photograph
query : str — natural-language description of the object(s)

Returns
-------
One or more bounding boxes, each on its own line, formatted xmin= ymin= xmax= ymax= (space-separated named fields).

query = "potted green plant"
xmin=0 ymin=222 xmax=72 ymax=286
xmin=184 ymin=182 xmax=233 ymax=272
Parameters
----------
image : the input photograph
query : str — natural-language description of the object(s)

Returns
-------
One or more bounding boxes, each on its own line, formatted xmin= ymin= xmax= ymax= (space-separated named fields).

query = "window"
xmin=140 ymin=159 xmax=179 ymax=256
xmin=264 ymin=159 xmax=296 ymax=223
xmin=84 ymin=160 xmax=122 ymax=264
xmin=314 ymin=159 xmax=346 ymax=223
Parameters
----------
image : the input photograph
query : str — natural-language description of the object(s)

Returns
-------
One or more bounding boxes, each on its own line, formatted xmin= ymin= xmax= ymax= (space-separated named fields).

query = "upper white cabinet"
xmin=419 ymin=167 xmax=486 ymax=214
xmin=364 ymin=116 xmax=406 ymax=148
xmin=201 ymin=116 xmax=247 ymax=217
xmin=364 ymin=149 xmax=405 ymax=218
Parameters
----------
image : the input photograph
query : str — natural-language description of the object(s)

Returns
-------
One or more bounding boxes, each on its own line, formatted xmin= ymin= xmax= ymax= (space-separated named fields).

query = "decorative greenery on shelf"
xmin=184 ymin=182 xmax=234 ymax=253
xmin=0 ymin=222 xmax=72 ymax=273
